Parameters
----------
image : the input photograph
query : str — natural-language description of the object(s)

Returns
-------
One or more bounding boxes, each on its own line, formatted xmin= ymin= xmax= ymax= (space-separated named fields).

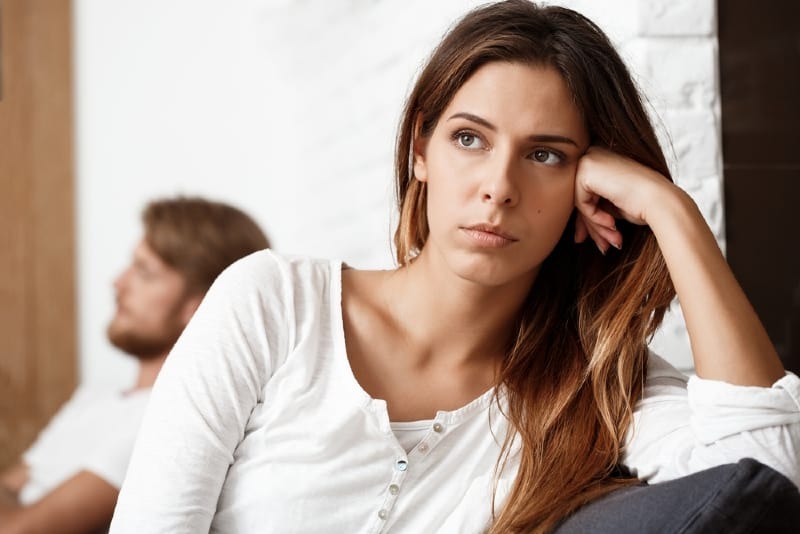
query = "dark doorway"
xmin=719 ymin=0 xmax=800 ymax=373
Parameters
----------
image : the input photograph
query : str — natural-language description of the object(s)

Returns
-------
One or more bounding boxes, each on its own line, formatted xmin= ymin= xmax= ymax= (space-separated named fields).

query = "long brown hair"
xmin=393 ymin=1 xmax=676 ymax=531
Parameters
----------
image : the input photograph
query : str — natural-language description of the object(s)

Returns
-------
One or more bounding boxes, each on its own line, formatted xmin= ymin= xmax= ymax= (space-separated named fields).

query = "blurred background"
xmin=1 ymin=0 xmax=798 ymax=468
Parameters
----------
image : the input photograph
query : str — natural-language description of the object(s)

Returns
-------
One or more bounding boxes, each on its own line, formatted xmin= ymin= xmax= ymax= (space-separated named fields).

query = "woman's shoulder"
xmin=215 ymin=249 xmax=340 ymax=292
xmin=202 ymin=250 xmax=344 ymax=334
xmin=221 ymin=248 xmax=337 ymax=275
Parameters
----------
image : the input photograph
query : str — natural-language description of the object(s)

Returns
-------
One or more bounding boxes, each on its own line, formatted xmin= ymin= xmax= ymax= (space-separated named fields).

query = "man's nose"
xmin=113 ymin=268 xmax=131 ymax=293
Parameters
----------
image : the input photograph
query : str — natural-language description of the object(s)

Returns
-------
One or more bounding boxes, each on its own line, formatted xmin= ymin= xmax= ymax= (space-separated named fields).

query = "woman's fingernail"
xmin=597 ymin=243 xmax=606 ymax=256
xmin=611 ymin=241 xmax=622 ymax=250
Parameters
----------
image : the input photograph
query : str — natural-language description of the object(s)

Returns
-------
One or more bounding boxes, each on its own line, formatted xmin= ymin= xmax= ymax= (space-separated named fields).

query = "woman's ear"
xmin=412 ymin=116 xmax=429 ymax=183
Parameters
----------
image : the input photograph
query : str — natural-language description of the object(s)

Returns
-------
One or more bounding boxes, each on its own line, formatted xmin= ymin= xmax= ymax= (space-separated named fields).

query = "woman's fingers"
xmin=576 ymin=211 xmax=622 ymax=253
xmin=576 ymin=146 xmax=671 ymax=227
xmin=585 ymin=223 xmax=611 ymax=255
xmin=579 ymin=203 xmax=617 ymax=231
xmin=574 ymin=216 xmax=589 ymax=243
xmin=577 ymin=190 xmax=641 ymax=249
xmin=573 ymin=145 xmax=672 ymax=253
xmin=593 ymin=223 xmax=622 ymax=251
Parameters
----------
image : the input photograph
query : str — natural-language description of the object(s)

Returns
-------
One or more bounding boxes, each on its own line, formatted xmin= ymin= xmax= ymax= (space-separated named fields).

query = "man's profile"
xmin=0 ymin=196 xmax=269 ymax=533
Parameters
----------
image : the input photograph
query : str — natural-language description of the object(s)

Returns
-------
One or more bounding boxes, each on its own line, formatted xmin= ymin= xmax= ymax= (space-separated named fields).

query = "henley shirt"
xmin=110 ymin=250 xmax=800 ymax=533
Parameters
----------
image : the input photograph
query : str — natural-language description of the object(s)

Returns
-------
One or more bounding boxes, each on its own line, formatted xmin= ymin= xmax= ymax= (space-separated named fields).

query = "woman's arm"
xmin=109 ymin=252 xmax=285 ymax=533
xmin=623 ymin=352 xmax=800 ymax=485
xmin=574 ymin=147 xmax=785 ymax=386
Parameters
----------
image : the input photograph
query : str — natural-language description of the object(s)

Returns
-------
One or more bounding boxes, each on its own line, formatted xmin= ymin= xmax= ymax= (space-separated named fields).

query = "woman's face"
xmin=413 ymin=61 xmax=589 ymax=288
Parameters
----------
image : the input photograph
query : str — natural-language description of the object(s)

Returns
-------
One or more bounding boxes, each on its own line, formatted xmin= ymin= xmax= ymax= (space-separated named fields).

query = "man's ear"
xmin=178 ymin=293 xmax=203 ymax=327
xmin=412 ymin=116 xmax=429 ymax=183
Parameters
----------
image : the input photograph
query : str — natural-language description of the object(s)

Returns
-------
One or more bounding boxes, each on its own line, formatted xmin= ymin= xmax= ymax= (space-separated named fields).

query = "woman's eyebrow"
xmin=527 ymin=134 xmax=578 ymax=147
xmin=447 ymin=112 xmax=578 ymax=147
xmin=448 ymin=112 xmax=497 ymax=130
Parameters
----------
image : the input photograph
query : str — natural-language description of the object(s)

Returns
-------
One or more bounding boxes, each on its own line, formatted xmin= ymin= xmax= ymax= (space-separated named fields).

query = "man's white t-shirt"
xmin=21 ymin=386 xmax=150 ymax=504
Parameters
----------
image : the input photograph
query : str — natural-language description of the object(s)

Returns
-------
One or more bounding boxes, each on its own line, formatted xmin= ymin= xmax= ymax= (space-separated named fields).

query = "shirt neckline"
xmin=330 ymin=259 xmax=498 ymax=426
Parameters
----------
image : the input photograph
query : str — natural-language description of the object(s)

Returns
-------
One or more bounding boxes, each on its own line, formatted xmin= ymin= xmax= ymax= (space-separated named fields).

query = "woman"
xmin=110 ymin=1 xmax=800 ymax=533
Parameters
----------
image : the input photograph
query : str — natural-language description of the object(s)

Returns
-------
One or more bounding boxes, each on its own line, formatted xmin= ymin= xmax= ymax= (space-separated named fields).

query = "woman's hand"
xmin=574 ymin=148 xmax=784 ymax=386
xmin=573 ymin=146 xmax=676 ymax=253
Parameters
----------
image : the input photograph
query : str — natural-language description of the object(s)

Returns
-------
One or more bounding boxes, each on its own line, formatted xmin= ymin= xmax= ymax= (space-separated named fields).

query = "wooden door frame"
xmin=0 ymin=0 xmax=76 ymax=469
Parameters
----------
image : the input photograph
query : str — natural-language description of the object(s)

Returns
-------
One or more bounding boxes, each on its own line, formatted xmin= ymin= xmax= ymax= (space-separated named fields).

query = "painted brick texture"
xmin=76 ymin=0 xmax=722 ymax=384
xmin=250 ymin=0 xmax=722 ymax=370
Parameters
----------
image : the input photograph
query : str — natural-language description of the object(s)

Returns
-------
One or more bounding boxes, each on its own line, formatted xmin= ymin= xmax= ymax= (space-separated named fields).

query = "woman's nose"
xmin=480 ymin=153 xmax=519 ymax=207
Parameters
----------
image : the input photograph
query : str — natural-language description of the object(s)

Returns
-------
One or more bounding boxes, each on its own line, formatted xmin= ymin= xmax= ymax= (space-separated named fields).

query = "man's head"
xmin=107 ymin=197 xmax=270 ymax=359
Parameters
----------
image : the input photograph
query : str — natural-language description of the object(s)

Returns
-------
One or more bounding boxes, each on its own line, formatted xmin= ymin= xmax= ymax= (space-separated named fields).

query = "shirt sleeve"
xmin=109 ymin=251 xmax=291 ymax=533
xmin=622 ymin=352 xmax=800 ymax=487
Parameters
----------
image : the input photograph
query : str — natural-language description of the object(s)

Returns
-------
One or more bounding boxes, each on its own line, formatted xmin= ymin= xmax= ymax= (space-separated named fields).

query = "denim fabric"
xmin=554 ymin=459 xmax=800 ymax=533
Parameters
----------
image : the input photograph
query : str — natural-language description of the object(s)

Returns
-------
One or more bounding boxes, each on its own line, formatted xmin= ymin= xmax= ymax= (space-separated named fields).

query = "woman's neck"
xmin=384 ymin=247 xmax=536 ymax=368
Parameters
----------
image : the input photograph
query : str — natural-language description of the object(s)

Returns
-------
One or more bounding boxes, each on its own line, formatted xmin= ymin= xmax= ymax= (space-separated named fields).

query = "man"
xmin=0 ymin=196 xmax=269 ymax=533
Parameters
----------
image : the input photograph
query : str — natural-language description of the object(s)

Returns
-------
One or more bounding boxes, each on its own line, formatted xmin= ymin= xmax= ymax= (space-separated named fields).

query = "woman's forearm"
xmin=647 ymin=185 xmax=785 ymax=386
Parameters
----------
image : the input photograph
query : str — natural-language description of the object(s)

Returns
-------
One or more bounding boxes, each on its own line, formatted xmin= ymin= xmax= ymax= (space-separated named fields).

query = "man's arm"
xmin=0 ymin=471 xmax=118 ymax=534
xmin=0 ymin=487 xmax=20 ymax=518
xmin=1 ymin=462 xmax=29 ymax=498
xmin=0 ymin=462 xmax=28 ymax=517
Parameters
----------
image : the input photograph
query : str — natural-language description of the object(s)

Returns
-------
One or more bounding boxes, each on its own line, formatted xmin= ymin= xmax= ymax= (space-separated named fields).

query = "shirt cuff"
xmin=687 ymin=372 xmax=800 ymax=443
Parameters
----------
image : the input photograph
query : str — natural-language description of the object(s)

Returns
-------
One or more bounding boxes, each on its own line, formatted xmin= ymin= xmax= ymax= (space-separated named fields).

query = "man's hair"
xmin=143 ymin=197 xmax=269 ymax=295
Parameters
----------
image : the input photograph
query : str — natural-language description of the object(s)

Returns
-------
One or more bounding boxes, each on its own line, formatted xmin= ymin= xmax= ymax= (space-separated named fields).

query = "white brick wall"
xmin=624 ymin=0 xmax=723 ymax=370
xmin=76 ymin=0 xmax=721 ymax=386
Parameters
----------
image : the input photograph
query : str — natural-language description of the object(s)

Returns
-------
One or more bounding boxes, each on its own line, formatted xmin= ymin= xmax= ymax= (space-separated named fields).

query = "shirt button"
xmin=432 ymin=422 xmax=444 ymax=433
xmin=418 ymin=443 xmax=429 ymax=453
xmin=389 ymin=484 xmax=400 ymax=495
xmin=396 ymin=459 xmax=408 ymax=471
xmin=378 ymin=509 xmax=388 ymax=520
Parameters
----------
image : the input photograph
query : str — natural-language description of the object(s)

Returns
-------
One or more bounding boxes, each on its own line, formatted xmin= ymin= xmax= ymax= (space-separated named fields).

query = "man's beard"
xmin=106 ymin=319 xmax=185 ymax=361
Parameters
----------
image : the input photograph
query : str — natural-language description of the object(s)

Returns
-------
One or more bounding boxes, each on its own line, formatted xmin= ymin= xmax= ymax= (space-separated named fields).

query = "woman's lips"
xmin=461 ymin=224 xmax=518 ymax=248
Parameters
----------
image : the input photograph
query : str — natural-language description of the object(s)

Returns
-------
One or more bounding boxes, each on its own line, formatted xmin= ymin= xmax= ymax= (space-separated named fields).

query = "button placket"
xmin=375 ymin=416 xmax=455 ymax=531
xmin=419 ymin=418 xmax=447 ymax=452
xmin=375 ymin=457 xmax=409 ymax=528
xmin=407 ymin=418 xmax=446 ymax=463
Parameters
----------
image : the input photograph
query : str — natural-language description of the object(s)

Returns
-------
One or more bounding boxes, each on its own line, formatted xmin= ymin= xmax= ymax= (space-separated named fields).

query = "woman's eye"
xmin=531 ymin=149 xmax=562 ymax=165
xmin=455 ymin=132 xmax=483 ymax=149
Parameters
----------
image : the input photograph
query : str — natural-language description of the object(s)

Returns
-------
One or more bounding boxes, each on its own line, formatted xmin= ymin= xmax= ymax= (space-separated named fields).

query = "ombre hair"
xmin=393 ymin=1 xmax=676 ymax=531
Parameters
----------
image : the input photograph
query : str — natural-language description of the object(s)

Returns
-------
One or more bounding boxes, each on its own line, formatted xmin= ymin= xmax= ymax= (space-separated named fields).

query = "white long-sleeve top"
xmin=109 ymin=251 xmax=800 ymax=534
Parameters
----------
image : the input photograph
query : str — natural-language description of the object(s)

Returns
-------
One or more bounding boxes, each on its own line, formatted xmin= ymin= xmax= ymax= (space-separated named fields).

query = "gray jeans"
xmin=554 ymin=459 xmax=800 ymax=533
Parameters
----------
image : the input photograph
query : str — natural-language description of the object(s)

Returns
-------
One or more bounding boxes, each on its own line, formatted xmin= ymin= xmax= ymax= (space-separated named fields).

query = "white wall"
xmin=74 ymin=0 xmax=720 ymax=388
